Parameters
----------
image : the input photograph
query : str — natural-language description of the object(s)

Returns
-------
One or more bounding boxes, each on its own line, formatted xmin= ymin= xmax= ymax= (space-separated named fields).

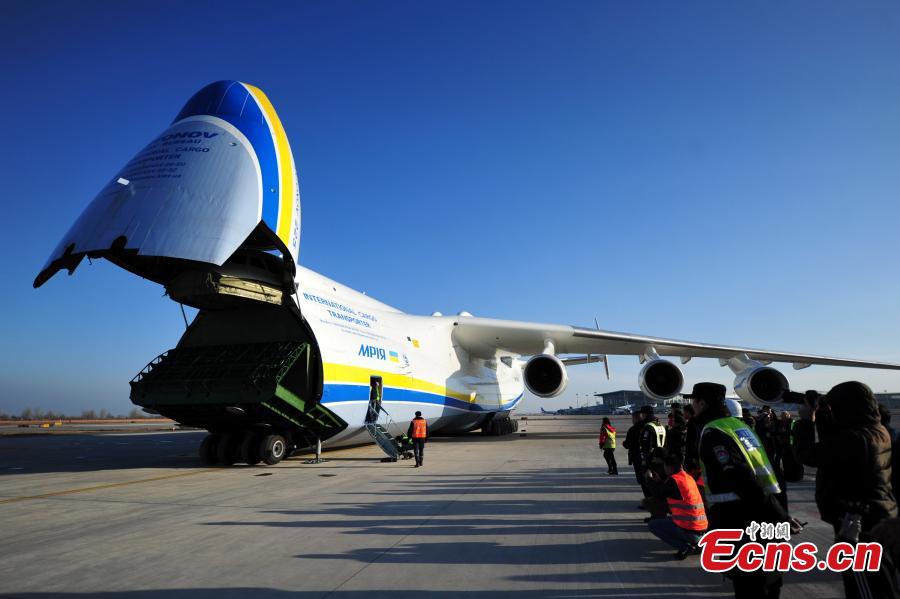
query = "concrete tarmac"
xmin=0 ymin=416 xmax=842 ymax=598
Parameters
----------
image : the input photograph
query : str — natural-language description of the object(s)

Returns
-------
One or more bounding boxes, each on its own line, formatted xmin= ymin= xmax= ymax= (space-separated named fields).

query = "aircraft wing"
xmin=450 ymin=316 xmax=900 ymax=370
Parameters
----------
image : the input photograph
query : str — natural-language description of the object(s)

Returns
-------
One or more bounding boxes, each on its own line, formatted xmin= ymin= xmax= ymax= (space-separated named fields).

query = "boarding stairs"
xmin=364 ymin=409 xmax=412 ymax=461
xmin=365 ymin=422 xmax=399 ymax=460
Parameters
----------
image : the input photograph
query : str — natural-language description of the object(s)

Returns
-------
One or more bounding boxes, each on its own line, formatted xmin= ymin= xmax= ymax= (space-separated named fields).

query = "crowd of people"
xmin=598 ymin=380 xmax=900 ymax=599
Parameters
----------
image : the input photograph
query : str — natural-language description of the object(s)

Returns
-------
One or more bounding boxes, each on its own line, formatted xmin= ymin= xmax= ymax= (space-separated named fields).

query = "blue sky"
xmin=1 ymin=1 xmax=898 ymax=415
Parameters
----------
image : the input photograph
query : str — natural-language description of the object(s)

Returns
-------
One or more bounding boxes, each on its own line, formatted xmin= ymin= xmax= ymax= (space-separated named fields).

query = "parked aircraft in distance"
xmin=541 ymin=404 xmax=611 ymax=416
xmin=34 ymin=81 xmax=900 ymax=466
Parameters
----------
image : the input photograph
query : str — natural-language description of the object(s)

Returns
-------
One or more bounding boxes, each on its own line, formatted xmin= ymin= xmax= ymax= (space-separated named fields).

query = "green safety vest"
xmin=645 ymin=421 xmax=666 ymax=448
xmin=700 ymin=416 xmax=781 ymax=505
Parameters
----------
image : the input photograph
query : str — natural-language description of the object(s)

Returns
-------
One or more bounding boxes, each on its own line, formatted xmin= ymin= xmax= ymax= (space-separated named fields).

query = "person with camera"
xmin=794 ymin=381 xmax=899 ymax=598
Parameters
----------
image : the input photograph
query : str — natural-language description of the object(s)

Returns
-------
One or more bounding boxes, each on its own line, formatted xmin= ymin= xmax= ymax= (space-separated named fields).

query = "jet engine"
xmin=638 ymin=359 xmax=684 ymax=401
xmin=523 ymin=354 xmax=569 ymax=398
xmin=731 ymin=361 xmax=789 ymax=406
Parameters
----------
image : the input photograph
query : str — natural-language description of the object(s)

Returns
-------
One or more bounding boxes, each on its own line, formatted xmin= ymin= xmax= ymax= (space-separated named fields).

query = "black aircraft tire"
xmin=199 ymin=434 xmax=219 ymax=465
xmin=261 ymin=434 xmax=287 ymax=465
xmin=217 ymin=433 xmax=238 ymax=466
xmin=240 ymin=432 xmax=261 ymax=465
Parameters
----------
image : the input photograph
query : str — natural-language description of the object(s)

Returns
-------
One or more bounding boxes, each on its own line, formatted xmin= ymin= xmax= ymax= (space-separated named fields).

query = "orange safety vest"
xmin=411 ymin=418 xmax=427 ymax=439
xmin=667 ymin=470 xmax=708 ymax=532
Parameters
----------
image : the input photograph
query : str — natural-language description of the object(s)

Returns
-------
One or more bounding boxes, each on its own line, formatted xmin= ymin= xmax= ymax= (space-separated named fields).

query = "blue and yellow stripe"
xmin=173 ymin=80 xmax=298 ymax=256
xmin=320 ymin=363 xmax=523 ymax=413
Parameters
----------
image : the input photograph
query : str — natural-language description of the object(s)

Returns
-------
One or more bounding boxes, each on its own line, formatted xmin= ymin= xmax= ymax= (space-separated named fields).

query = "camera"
xmin=781 ymin=389 xmax=824 ymax=408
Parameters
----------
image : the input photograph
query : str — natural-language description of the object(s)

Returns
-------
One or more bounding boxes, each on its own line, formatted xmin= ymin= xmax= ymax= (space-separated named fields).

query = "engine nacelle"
xmin=733 ymin=365 xmax=789 ymax=406
xmin=638 ymin=359 xmax=684 ymax=400
xmin=523 ymin=354 xmax=569 ymax=398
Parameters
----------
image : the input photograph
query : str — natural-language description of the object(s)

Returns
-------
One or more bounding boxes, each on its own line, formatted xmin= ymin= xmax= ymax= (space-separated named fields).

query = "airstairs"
xmin=364 ymin=410 xmax=412 ymax=462
xmin=364 ymin=422 xmax=400 ymax=460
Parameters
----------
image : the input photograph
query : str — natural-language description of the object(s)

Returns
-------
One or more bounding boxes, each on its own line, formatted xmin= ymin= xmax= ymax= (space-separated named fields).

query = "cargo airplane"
xmin=34 ymin=81 xmax=900 ymax=466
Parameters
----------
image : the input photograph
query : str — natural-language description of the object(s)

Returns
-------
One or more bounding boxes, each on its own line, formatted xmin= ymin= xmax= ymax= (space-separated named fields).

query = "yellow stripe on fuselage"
xmin=323 ymin=362 xmax=475 ymax=404
xmin=245 ymin=83 xmax=295 ymax=248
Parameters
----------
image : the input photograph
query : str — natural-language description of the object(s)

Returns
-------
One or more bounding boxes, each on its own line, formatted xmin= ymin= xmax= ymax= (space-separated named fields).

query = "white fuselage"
xmin=293 ymin=266 xmax=525 ymax=447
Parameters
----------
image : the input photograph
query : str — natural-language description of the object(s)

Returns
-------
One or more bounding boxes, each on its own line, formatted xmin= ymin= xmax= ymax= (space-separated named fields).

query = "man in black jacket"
xmin=794 ymin=381 xmax=898 ymax=599
xmin=623 ymin=411 xmax=646 ymax=495
xmin=689 ymin=382 xmax=799 ymax=599
xmin=665 ymin=410 xmax=687 ymax=466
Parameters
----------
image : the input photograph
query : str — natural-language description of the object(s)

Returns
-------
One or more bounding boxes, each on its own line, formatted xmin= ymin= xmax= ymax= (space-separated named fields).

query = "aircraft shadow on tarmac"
xmin=0 ymin=432 xmax=371 ymax=475
xmin=0 ymin=588 xmax=733 ymax=598
xmin=0 ymin=431 xmax=529 ymax=475
xmin=200 ymin=467 xmax=675 ymax=571
xmin=4 ymin=463 xmax=831 ymax=598
xmin=0 ymin=432 xmax=212 ymax=475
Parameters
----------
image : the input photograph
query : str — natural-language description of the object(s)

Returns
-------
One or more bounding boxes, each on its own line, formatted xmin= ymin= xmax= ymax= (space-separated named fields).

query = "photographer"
xmin=794 ymin=381 xmax=898 ymax=599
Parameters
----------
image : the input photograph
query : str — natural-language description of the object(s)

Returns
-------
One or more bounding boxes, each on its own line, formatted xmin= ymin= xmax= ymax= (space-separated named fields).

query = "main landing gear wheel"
xmin=199 ymin=433 xmax=220 ymax=465
xmin=240 ymin=432 xmax=262 ymax=465
xmin=217 ymin=433 xmax=239 ymax=466
xmin=481 ymin=417 xmax=519 ymax=436
xmin=261 ymin=433 xmax=287 ymax=465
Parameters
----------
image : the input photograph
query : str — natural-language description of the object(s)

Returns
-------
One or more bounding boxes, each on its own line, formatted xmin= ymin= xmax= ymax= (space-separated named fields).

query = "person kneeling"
xmin=647 ymin=453 xmax=708 ymax=559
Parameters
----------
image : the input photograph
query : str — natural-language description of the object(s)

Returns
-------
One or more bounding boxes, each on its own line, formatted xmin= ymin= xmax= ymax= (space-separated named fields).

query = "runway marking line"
xmin=0 ymin=468 xmax=219 ymax=505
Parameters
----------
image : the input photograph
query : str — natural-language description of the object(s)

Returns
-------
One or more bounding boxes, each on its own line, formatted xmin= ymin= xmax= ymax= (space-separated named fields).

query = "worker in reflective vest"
xmin=639 ymin=405 xmax=667 ymax=494
xmin=407 ymin=411 xmax=428 ymax=468
xmin=687 ymin=382 xmax=801 ymax=598
xmin=647 ymin=453 xmax=708 ymax=559
xmin=598 ymin=417 xmax=618 ymax=475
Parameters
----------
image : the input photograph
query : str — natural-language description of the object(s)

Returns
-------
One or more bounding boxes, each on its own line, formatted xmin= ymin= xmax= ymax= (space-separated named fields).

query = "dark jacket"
xmin=888 ymin=425 xmax=900 ymax=503
xmin=623 ymin=422 xmax=642 ymax=466
xmin=665 ymin=420 xmax=687 ymax=465
xmin=792 ymin=418 xmax=817 ymax=466
xmin=684 ymin=418 xmax=700 ymax=462
xmin=754 ymin=413 xmax=778 ymax=459
xmin=795 ymin=383 xmax=897 ymax=531
xmin=696 ymin=408 xmax=791 ymax=531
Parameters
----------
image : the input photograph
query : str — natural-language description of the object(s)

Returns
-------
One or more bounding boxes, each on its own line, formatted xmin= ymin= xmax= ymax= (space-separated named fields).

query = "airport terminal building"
xmin=596 ymin=390 xmax=666 ymax=409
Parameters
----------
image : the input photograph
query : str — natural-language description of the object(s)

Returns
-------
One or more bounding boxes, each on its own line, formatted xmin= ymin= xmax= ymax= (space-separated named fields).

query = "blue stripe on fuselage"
xmin=321 ymin=383 xmax=523 ymax=413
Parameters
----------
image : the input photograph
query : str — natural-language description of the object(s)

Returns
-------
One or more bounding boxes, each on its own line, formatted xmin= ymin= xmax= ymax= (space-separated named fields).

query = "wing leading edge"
xmin=450 ymin=316 xmax=900 ymax=370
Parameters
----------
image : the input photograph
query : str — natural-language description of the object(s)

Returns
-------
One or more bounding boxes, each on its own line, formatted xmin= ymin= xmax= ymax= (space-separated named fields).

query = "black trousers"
xmin=633 ymin=461 xmax=649 ymax=496
xmin=731 ymin=572 xmax=782 ymax=599
xmin=832 ymin=525 xmax=900 ymax=599
xmin=413 ymin=439 xmax=425 ymax=465
xmin=602 ymin=448 xmax=618 ymax=473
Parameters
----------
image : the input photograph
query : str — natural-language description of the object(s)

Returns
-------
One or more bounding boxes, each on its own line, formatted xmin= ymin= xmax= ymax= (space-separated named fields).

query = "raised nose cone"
xmin=34 ymin=80 xmax=300 ymax=288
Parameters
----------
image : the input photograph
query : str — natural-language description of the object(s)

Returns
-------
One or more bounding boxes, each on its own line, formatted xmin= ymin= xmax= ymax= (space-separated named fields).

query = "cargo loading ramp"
xmin=130 ymin=341 xmax=346 ymax=447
